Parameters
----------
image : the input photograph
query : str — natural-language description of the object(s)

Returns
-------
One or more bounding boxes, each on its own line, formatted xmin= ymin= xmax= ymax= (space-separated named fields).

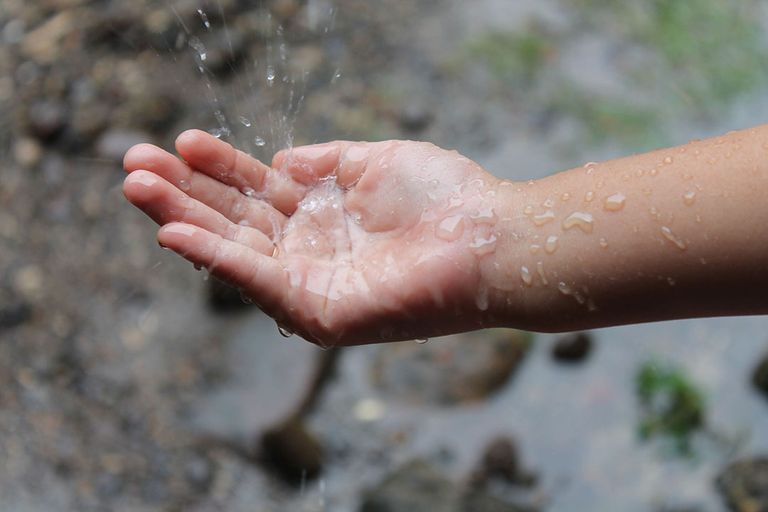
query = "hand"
xmin=124 ymin=130 xmax=504 ymax=346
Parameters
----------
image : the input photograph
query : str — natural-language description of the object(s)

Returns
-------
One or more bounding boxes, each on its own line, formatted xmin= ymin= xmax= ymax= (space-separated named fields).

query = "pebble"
xmin=551 ymin=332 xmax=593 ymax=363
xmin=13 ymin=137 xmax=43 ymax=168
xmin=753 ymin=352 xmax=768 ymax=400
xmin=716 ymin=457 xmax=768 ymax=512
xmin=371 ymin=329 xmax=533 ymax=406
xmin=398 ymin=102 xmax=434 ymax=132
xmin=27 ymin=100 xmax=67 ymax=141
xmin=95 ymin=130 xmax=151 ymax=162
xmin=259 ymin=417 xmax=324 ymax=485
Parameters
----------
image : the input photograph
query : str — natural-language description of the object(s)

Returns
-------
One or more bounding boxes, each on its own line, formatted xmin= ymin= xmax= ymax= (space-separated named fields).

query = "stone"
xmin=398 ymin=101 xmax=433 ymax=133
xmin=0 ymin=298 xmax=32 ymax=331
xmin=27 ymin=100 xmax=67 ymax=142
xmin=551 ymin=332 xmax=593 ymax=363
xmin=206 ymin=277 xmax=253 ymax=313
xmin=259 ymin=417 xmax=323 ymax=485
xmin=184 ymin=453 xmax=214 ymax=492
xmin=753 ymin=352 xmax=768 ymax=400
xmin=359 ymin=459 xmax=535 ymax=512
xmin=469 ymin=437 xmax=536 ymax=489
xmin=371 ymin=329 xmax=532 ymax=406
xmin=716 ymin=457 xmax=768 ymax=512
xmin=12 ymin=137 xmax=43 ymax=168
xmin=95 ymin=130 xmax=151 ymax=162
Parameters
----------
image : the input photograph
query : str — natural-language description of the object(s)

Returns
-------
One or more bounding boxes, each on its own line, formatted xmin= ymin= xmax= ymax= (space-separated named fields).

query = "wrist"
xmin=477 ymin=175 xmax=589 ymax=331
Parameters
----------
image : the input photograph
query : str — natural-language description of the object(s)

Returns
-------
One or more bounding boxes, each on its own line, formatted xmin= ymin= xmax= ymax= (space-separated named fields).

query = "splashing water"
xmin=165 ymin=1 xmax=340 ymax=160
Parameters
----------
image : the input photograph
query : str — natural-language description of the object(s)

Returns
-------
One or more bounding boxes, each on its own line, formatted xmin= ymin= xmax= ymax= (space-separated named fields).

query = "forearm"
xmin=484 ymin=125 xmax=768 ymax=331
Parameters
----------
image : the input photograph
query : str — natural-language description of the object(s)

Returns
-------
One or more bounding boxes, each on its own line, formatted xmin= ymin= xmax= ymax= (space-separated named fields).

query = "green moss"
xmin=466 ymin=25 xmax=555 ymax=85
xmin=571 ymin=0 xmax=768 ymax=109
xmin=635 ymin=360 xmax=706 ymax=456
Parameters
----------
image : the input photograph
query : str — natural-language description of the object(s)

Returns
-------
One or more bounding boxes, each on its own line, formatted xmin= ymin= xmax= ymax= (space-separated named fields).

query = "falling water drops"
xmin=266 ymin=65 xmax=276 ymax=85
xmin=197 ymin=8 xmax=211 ymax=29
xmin=277 ymin=324 xmax=294 ymax=338
xmin=254 ymin=136 xmax=266 ymax=147
xmin=189 ymin=36 xmax=207 ymax=62
xmin=239 ymin=116 xmax=252 ymax=127
xmin=415 ymin=338 xmax=429 ymax=345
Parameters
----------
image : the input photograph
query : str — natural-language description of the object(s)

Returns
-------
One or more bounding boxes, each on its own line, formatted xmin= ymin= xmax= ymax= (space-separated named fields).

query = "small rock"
xmin=68 ymin=102 xmax=111 ymax=146
xmin=12 ymin=265 xmax=44 ymax=299
xmin=0 ymin=299 xmax=32 ymax=331
xmin=207 ymin=277 xmax=253 ymax=313
xmin=12 ymin=137 xmax=43 ymax=168
xmin=372 ymin=329 xmax=532 ymax=406
xmin=96 ymin=130 xmax=150 ymax=163
xmin=259 ymin=417 xmax=323 ymax=485
xmin=359 ymin=459 xmax=534 ymax=512
xmin=753 ymin=352 xmax=768 ymax=400
xmin=184 ymin=453 xmax=214 ymax=492
xmin=271 ymin=0 xmax=302 ymax=22
xmin=716 ymin=456 xmax=768 ymax=512
xmin=469 ymin=437 xmax=536 ymax=489
xmin=27 ymin=100 xmax=67 ymax=142
xmin=398 ymin=102 xmax=433 ymax=132
xmin=551 ymin=332 xmax=593 ymax=363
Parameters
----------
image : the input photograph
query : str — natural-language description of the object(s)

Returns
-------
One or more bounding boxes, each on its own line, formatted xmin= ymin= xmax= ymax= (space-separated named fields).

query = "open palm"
xmin=124 ymin=131 xmax=501 ymax=346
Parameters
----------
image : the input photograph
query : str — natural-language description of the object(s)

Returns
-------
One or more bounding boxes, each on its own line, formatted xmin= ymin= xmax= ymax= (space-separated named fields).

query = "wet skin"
xmin=123 ymin=130 xmax=508 ymax=346
xmin=125 ymin=126 xmax=768 ymax=346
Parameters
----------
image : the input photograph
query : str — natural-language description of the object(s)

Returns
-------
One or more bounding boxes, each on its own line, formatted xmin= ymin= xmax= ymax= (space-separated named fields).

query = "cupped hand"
xmin=124 ymin=130 xmax=503 ymax=346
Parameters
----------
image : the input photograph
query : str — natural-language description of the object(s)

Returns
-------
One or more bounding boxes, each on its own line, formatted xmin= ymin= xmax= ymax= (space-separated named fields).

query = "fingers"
xmin=124 ymin=143 xmax=287 ymax=237
xmin=273 ymin=141 xmax=374 ymax=188
xmin=175 ymin=130 xmax=304 ymax=214
xmin=158 ymin=222 xmax=287 ymax=312
xmin=124 ymin=171 xmax=275 ymax=255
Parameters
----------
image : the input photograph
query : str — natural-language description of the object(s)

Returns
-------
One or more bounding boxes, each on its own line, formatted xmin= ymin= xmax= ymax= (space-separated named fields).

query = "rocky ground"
xmin=2 ymin=0 xmax=768 ymax=511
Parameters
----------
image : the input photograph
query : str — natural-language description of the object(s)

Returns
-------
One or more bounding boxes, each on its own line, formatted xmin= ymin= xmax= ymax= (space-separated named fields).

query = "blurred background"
xmin=1 ymin=0 xmax=768 ymax=510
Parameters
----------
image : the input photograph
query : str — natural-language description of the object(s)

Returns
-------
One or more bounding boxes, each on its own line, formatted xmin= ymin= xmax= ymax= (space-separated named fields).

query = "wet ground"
xmin=2 ymin=0 xmax=768 ymax=510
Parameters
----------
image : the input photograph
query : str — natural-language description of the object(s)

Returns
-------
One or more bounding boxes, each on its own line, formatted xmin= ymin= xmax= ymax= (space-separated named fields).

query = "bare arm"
xmin=484 ymin=125 xmax=768 ymax=332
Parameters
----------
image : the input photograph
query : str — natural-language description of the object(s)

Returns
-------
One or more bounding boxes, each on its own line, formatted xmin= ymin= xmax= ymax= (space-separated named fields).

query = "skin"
xmin=124 ymin=126 xmax=768 ymax=346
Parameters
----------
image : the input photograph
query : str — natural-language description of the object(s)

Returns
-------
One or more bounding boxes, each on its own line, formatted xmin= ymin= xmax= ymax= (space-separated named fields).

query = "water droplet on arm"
xmin=660 ymin=226 xmax=687 ymax=250
xmin=277 ymin=324 xmax=294 ymax=338
xmin=532 ymin=210 xmax=555 ymax=226
xmin=683 ymin=190 xmax=696 ymax=205
xmin=562 ymin=212 xmax=594 ymax=233
xmin=520 ymin=266 xmax=533 ymax=286
xmin=603 ymin=193 xmax=626 ymax=212
xmin=544 ymin=235 xmax=559 ymax=254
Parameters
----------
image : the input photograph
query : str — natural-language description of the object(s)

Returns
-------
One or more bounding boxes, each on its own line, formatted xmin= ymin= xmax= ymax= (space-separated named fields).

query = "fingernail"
xmin=162 ymin=224 xmax=198 ymax=237
xmin=290 ymin=145 xmax=338 ymax=161
xmin=129 ymin=171 xmax=159 ymax=187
